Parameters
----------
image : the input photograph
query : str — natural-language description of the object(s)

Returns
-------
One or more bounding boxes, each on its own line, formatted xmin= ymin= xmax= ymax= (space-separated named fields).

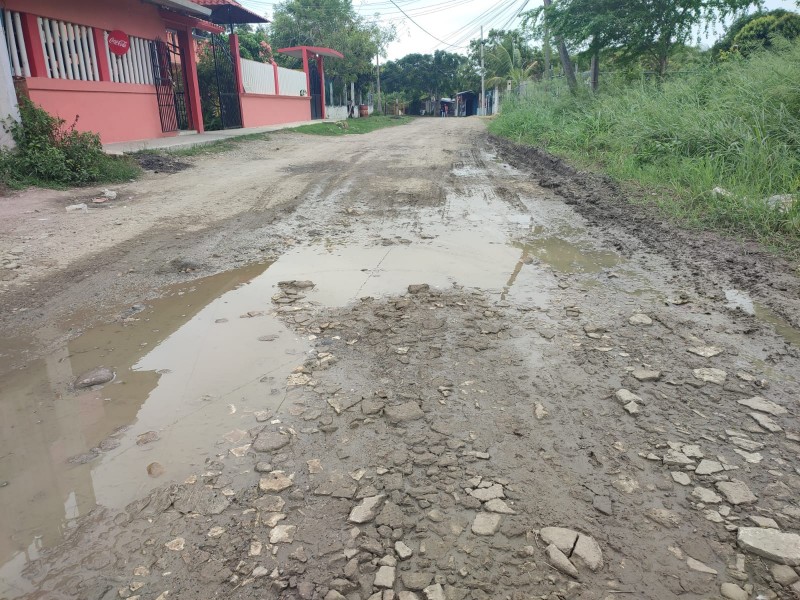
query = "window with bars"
xmin=37 ymin=16 xmax=100 ymax=80
xmin=2 ymin=10 xmax=31 ymax=77
xmin=104 ymin=33 xmax=154 ymax=85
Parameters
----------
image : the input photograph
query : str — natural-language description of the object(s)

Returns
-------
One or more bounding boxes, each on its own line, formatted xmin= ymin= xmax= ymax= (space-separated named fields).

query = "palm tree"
xmin=485 ymin=39 xmax=539 ymax=93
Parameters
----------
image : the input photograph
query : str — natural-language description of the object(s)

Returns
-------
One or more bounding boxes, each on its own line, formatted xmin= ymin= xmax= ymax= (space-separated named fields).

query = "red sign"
xmin=107 ymin=30 xmax=130 ymax=56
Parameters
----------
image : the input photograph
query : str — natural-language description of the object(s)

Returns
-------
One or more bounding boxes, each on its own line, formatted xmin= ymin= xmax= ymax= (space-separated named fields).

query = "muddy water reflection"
xmin=516 ymin=234 xmax=621 ymax=273
xmin=0 ymin=263 xmax=307 ymax=576
xmin=725 ymin=288 xmax=800 ymax=346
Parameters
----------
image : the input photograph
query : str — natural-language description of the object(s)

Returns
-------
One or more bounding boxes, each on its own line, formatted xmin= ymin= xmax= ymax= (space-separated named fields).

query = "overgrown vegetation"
xmin=0 ymin=99 xmax=139 ymax=189
xmin=286 ymin=115 xmax=412 ymax=136
xmin=490 ymin=42 xmax=800 ymax=246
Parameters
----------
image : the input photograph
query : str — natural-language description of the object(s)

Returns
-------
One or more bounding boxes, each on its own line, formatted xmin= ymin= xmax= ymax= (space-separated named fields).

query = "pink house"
xmin=0 ymin=0 xmax=342 ymax=144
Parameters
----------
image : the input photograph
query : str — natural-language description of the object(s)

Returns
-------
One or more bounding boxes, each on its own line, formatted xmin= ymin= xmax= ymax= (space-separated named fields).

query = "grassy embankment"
xmin=287 ymin=115 xmax=412 ymax=136
xmin=490 ymin=43 xmax=800 ymax=250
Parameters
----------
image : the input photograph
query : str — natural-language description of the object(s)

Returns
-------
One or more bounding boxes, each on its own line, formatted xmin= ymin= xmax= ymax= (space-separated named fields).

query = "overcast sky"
xmin=238 ymin=0 xmax=798 ymax=60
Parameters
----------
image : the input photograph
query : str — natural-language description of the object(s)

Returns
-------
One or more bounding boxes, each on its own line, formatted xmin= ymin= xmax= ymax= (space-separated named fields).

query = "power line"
xmin=386 ymin=0 xmax=469 ymax=49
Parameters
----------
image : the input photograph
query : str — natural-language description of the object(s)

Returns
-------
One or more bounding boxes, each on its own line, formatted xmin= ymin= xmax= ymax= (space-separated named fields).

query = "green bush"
xmin=0 ymin=98 xmax=140 ymax=188
xmin=490 ymin=42 xmax=800 ymax=246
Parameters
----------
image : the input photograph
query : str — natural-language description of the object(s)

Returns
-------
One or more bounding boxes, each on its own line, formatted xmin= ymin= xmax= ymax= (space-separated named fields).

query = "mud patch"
xmin=132 ymin=151 xmax=191 ymax=173
xmin=491 ymin=135 xmax=800 ymax=330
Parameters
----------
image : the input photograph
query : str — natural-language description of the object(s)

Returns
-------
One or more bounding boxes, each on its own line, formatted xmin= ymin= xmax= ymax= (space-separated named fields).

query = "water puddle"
xmin=725 ymin=289 xmax=800 ymax=346
xmin=514 ymin=236 xmax=622 ymax=274
xmin=0 ymin=264 xmax=307 ymax=583
xmin=0 ymin=155 xmax=633 ymax=593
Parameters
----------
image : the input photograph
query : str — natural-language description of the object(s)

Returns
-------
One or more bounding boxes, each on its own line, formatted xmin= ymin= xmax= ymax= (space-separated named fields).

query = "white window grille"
xmin=2 ymin=10 xmax=31 ymax=77
xmin=37 ymin=16 xmax=99 ymax=80
xmin=104 ymin=33 xmax=153 ymax=85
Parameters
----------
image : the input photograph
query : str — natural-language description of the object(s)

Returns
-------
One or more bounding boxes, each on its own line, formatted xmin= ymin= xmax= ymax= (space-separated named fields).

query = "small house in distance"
xmin=456 ymin=91 xmax=479 ymax=117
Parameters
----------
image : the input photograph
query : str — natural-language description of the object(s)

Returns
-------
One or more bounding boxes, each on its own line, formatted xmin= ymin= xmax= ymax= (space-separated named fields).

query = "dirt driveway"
xmin=1 ymin=118 xmax=800 ymax=600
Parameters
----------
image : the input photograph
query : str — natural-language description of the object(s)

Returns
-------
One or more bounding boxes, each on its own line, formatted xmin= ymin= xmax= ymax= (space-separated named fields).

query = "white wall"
xmin=276 ymin=66 xmax=306 ymax=97
xmin=241 ymin=58 xmax=276 ymax=95
xmin=0 ymin=17 xmax=20 ymax=149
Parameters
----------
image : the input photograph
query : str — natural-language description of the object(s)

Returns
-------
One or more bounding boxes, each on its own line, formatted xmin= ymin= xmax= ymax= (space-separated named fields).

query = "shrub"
xmin=0 ymin=98 xmax=139 ymax=188
xmin=490 ymin=42 xmax=800 ymax=246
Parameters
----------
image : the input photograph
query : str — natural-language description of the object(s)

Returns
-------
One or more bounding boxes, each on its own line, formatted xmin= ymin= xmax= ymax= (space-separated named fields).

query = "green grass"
xmin=162 ymin=132 xmax=271 ymax=157
xmin=490 ymin=42 xmax=800 ymax=251
xmin=286 ymin=115 xmax=412 ymax=136
xmin=0 ymin=152 xmax=140 ymax=190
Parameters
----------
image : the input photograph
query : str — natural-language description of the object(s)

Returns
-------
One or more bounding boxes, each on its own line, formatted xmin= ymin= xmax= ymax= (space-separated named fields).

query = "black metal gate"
xmin=309 ymin=58 xmax=323 ymax=120
xmin=150 ymin=36 xmax=191 ymax=132
xmin=206 ymin=33 xmax=242 ymax=129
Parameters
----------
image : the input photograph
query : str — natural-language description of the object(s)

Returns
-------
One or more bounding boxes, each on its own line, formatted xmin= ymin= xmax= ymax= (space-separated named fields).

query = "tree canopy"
xmin=380 ymin=51 xmax=475 ymax=113
xmin=268 ymin=0 xmax=395 ymax=93
xmin=525 ymin=0 xmax=759 ymax=77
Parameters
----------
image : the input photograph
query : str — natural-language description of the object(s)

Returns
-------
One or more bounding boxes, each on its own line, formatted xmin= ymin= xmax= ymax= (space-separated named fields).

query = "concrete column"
xmin=228 ymin=33 xmax=244 ymax=94
xmin=318 ymin=55 xmax=326 ymax=119
xmin=0 ymin=17 xmax=20 ymax=149
xmin=177 ymin=26 xmax=204 ymax=133
xmin=19 ymin=13 xmax=47 ymax=78
xmin=92 ymin=28 xmax=112 ymax=82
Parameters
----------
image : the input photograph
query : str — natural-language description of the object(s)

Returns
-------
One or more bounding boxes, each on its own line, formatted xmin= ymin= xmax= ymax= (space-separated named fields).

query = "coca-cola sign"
xmin=107 ymin=30 xmax=130 ymax=56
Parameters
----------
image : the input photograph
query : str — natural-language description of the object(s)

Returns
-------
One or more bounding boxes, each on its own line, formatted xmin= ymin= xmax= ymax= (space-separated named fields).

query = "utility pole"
xmin=480 ymin=25 xmax=485 ymax=117
xmin=376 ymin=54 xmax=382 ymax=115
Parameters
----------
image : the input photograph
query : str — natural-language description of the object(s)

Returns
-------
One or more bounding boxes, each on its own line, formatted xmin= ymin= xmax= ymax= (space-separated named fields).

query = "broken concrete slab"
xmin=737 ymin=527 xmax=800 ymax=566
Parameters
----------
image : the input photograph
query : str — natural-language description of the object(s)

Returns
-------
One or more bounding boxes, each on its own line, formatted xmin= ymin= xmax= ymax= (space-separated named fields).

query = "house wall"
xmin=26 ymin=79 xmax=169 ymax=144
xmin=1 ymin=0 xmax=168 ymax=40
xmin=240 ymin=94 xmax=310 ymax=128
xmin=0 ymin=0 xmax=187 ymax=143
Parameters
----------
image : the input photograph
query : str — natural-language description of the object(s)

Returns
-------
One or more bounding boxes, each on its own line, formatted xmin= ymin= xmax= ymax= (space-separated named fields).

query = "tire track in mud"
xmin=490 ymin=134 xmax=800 ymax=332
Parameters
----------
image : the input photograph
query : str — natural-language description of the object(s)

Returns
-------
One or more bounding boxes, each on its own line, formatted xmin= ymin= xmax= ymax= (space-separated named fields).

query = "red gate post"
xmin=301 ymin=48 xmax=310 ymax=99
xmin=228 ymin=33 xmax=244 ymax=94
xmin=318 ymin=55 xmax=326 ymax=119
xmin=177 ymin=26 xmax=204 ymax=133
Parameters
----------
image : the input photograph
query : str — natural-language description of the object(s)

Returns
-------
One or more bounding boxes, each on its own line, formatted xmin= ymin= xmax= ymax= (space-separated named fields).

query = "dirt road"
xmin=1 ymin=118 xmax=800 ymax=600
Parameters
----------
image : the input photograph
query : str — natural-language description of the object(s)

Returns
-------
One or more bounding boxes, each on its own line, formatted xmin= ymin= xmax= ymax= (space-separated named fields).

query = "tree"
xmin=621 ymin=0 xmax=758 ymax=75
xmin=522 ymin=6 xmax=578 ymax=91
xmin=528 ymin=0 xmax=759 ymax=81
xmin=233 ymin=25 xmax=273 ymax=63
xmin=484 ymin=38 xmax=542 ymax=92
xmin=269 ymin=0 xmax=395 ymax=97
xmin=711 ymin=9 xmax=798 ymax=55
xmin=730 ymin=11 xmax=800 ymax=54
xmin=380 ymin=51 xmax=473 ymax=114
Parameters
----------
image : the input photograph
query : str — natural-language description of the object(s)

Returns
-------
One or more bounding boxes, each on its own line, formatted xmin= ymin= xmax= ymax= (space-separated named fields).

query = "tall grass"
xmin=490 ymin=43 xmax=800 ymax=246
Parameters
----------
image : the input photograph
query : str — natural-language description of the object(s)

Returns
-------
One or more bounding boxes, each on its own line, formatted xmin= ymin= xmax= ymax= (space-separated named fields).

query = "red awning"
xmin=278 ymin=46 xmax=344 ymax=60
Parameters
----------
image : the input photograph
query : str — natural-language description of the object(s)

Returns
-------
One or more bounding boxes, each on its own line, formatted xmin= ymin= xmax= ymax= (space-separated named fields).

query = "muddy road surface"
xmin=1 ymin=118 xmax=800 ymax=600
